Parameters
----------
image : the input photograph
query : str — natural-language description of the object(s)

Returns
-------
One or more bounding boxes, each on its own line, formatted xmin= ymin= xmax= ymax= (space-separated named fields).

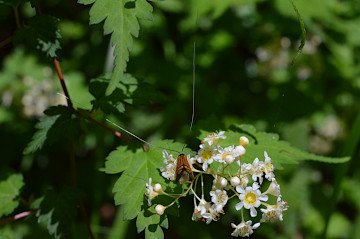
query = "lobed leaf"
xmin=0 ymin=174 xmax=24 ymax=218
xmin=24 ymin=106 xmax=79 ymax=155
xmin=78 ymin=0 xmax=154 ymax=95
xmin=199 ymin=124 xmax=350 ymax=170
xmin=104 ymin=140 xmax=193 ymax=237
xmin=13 ymin=15 xmax=62 ymax=58
xmin=31 ymin=188 xmax=83 ymax=239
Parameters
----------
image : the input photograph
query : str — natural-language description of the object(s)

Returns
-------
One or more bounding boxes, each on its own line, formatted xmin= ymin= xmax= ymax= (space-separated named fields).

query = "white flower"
xmin=235 ymin=182 xmax=268 ymax=217
xmin=145 ymin=178 xmax=158 ymax=206
xmin=231 ymin=220 xmax=260 ymax=237
xmin=155 ymin=204 xmax=166 ymax=215
xmin=192 ymin=199 xmax=211 ymax=222
xmin=197 ymin=144 xmax=217 ymax=171
xmin=212 ymin=176 xmax=227 ymax=189
xmin=206 ymin=204 xmax=222 ymax=224
xmin=263 ymin=151 xmax=275 ymax=180
xmin=264 ymin=178 xmax=281 ymax=197
xmin=230 ymin=176 xmax=241 ymax=186
xmin=153 ymin=183 xmax=162 ymax=193
xmin=160 ymin=150 xmax=177 ymax=181
xmin=203 ymin=131 xmax=226 ymax=146
xmin=215 ymin=145 xmax=240 ymax=164
xmin=260 ymin=198 xmax=288 ymax=222
xmin=234 ymin=145 xmax=246 ymax=157
xmin=250 ymin=158 xmax=265 ymax=184
xmin=239 ymin=136 xmax=249 ymax=147
xmin=210 ymin=189 xmax=228 ymax=212
xmin=241 ymin=163 xmax=252 ymax=173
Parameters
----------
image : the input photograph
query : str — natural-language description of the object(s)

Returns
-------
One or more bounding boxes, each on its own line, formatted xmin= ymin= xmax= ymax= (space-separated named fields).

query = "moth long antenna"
xmin=190 ymin=41 xmax=196 ymax=134
xmin=106 ymin=119 xmax=181 ymax=154
xmin=181 ymin=42 xmax=196 ymax=153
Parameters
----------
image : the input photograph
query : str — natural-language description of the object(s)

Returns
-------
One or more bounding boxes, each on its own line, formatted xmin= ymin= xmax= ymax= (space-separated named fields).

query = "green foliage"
xmin=78 ymin=0 xmax=154 ymax=95
xmin=0 ymin=0 xmax=27 ymax=7
xmin=24 ymin=106 xmax=79 ymax=154
xmin=31 ymin=188 xmax=83 ymax=239
xmin=0 ymin=174 xmax=24 ymax=218
xmin=103 ymin=141 xmax=192 ymax=237
xmin=200 ymin=125 xmax=349 ymax=169
xmin=13 ymin=15 xmax=62 ymax=58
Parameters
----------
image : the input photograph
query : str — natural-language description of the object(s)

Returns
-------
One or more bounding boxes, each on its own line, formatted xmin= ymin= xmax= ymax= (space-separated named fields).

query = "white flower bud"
xmin=225 ymin=155 xmax=235 ymax=164
xmin=239 ymin=136 xmax=249 ymax=147
xmin=219 ymin=177 xmax=228 ymax=188
xmin=155 ymin=204 xmax=166 ymax=215
xmin=235 ymin=145 xmax=246 ymax=157
xmin=154 ymin=183 xmax=162 ymax=193
xmin=230 ymin=176 xmax=241 ymax=186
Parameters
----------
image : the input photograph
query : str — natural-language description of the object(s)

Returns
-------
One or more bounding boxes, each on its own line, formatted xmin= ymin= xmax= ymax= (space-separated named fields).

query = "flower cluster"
xmin=145 ymin=131 xmax=288 ymax=237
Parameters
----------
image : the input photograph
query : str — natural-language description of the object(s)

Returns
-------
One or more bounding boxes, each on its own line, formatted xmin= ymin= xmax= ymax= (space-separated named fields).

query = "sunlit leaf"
xmin=0 ymin=174 xmax=24 ymax=218
xmin=78 ymin=0 xmax=154 ymax=94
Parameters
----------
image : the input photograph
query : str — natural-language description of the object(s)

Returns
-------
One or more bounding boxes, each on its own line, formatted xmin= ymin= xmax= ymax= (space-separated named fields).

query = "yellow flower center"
xmin=203 ymin=150 xmax=213 ymax=161
xmin=244 ymin=192 xmax=257 ymax=205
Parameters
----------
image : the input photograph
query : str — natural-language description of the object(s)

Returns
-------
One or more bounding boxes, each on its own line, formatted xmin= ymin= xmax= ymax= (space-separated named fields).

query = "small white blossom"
xmin=264 ymin=178 xmax=281 ymax=197
xmin=212 ymin=176 xmax=227 ymax=189
xmin=231 ymin=220 xmax=260 ymax=237
xmin=145 ymin=178 xmax=158 ymax=206
xmin=206 ymin=204 xmax=222 ymax=224
xmin=160 ymin=150 xmax=177 ymax=181
xmin=250 ymin=158 xmax=265 ymax=185
xmin=192 ymin=199 xmax=211 ymax=222
xmin=153 ymin=183 xmax=162 ymax=193
xmin=210 ymin=189 xmax=228 ymax=212
xmin=235 ymin=182 xmax=268 ymax=217
xmin=155 ymin=204 xmax=165 ymax=215
xmin=263 ymin=151 xmax=275 ymax=180
xmin=239 ymin=136 xmax=249 ymax=147
xmin=260 ymin=198 xmax=288 ymax=222
xmin=203 ymin=131 xmax=226 ymax=146
xmin=230 ymin=176 xmax=241 ymax=186
xmin=234 ymin=145 xmax=246 ymax=157
xmin=197 ymin=144 xmax=217 ymax=171
xmin=215 ymin=145 xmax=241 ymax=164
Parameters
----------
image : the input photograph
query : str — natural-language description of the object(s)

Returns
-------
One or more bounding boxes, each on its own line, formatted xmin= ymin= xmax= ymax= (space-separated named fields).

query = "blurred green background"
xmin=1 ymin=0 xmax=360 ymax=238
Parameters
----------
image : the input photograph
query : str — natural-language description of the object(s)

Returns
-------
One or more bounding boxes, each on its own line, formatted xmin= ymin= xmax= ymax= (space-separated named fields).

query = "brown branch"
xmin=0 ymin=36 xmax=12 ymax=48
xmin=54 ymin=58 xmax=73 ymax=109
xmin=86 ymin=116 xmax=130 ymax=142
xmin=0 ymin=210 xmax=37 ymax=225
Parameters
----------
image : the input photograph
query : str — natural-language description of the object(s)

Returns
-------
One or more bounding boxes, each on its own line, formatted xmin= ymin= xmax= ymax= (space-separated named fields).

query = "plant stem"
xmin=13 ymin=6 xmax=21 ymax=28
xmin=0 ymin=210 xmax=37 ymax=225
xmin=0 ymin=36 xmax=12 ymax=48
xmin=54 ymin=59 xmax=73 ymax=109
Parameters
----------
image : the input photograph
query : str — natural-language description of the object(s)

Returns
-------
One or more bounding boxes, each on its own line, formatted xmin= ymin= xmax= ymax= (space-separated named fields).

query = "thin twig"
xmin=0 ymin=210 xmax=37 ymax=225
xmin=13 ymin=6 xmax=21 ymax=28
xmin=0 ymin=36 xmax=12 ymax=48
xmin=54 ymin=59 xmax=73 ymax=109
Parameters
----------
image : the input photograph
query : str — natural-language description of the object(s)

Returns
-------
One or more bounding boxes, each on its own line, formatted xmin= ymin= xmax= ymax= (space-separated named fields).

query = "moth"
xmin=175 ymin=153 xmax=194 ymax=183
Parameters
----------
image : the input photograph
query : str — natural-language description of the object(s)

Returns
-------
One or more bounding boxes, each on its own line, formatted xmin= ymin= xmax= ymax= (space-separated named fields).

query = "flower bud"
xmin=234 ymin=145 xmax=246 ymax=157
xmin=239 ymin=136 xmax=249 ymax=147
xmin=154 ymin=183 xmax=162 ymax=193
xmin=155 ymin=204 xmax=166 ymax=215
xmin=219 ymin=177 xmax=228 ymax=188
xmin=230 ymin=176 xmax=241 ymax=186
xmin=225 ymin=155 xmax=235 ymax=164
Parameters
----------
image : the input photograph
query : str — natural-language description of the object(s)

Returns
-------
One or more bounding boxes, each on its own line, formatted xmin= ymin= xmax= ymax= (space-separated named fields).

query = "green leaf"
xmin=104 ymin=140 xmax=192 ymax=220
xmin=0 ymin=174 xmax=24 ymax=218
xmin=13 ymin=15 xmax=62 ymax=58
xmin=136 ymin=209 xmax=168 ymax=239
xmin=23 ymin=115 xmax=60 ymax=154
xmin=78 ymin=0 xmax=154 ymax=95
xmin=199 ymin=124 xmax=349 ymax=170
xmin=31 ymin=188 xmax=82 ymax=239
xmin=24 ymin=106 xmax=79 ymax=154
